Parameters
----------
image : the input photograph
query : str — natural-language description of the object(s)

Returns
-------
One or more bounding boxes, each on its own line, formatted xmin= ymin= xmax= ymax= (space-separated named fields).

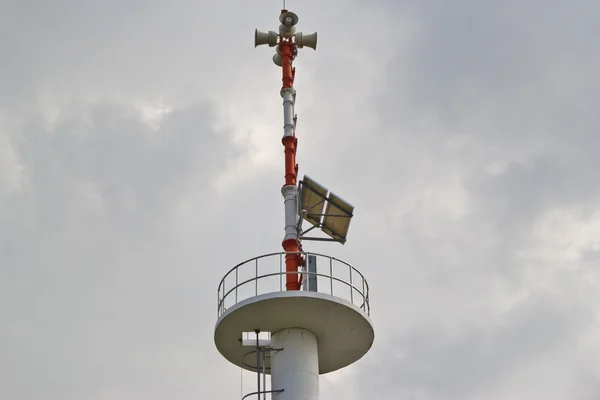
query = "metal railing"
xmin=217 ymin=252 xmax=370 ymax=319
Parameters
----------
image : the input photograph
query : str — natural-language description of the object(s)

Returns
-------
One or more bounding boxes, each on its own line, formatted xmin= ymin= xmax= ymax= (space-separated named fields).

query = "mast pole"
xmin=279 ymin=9 xmax=301 ymax=291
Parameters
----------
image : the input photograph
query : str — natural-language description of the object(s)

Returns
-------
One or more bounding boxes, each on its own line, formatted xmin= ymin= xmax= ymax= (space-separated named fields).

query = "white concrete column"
xmin=270 ymin=328 xmax=319 ymax=400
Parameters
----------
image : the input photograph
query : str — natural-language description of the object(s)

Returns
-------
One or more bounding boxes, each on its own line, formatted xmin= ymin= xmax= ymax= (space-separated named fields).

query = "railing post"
xmin=236 ymin=267 xmax=239 ymax=304
xmin=366 ymin=284 xmax=370 ymax=315
xmin=362 ymin=278 xmax=366 ymax=312
xmin=329 ymin=257 xmax=333 ymax=296
xmin=349 ymin=264 xmax=353 ymax=305
xmin=255 ymin=258 xmax=259 ymax=297
xmin=279 ymin=253 xmax=283 ymax=292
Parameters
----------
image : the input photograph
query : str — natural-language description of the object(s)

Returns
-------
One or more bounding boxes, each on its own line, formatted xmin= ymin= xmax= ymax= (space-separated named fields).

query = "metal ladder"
xmin=241 ymin=331 xmax=285 ymax=399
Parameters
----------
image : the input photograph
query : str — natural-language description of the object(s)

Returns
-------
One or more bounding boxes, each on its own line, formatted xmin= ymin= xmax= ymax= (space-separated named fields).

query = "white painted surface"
xmin=281 ymin=88 xmax=295 ymax=137
xmin=271 ymin=329 xmax=319 ymax=400
xmin=282 ymin=185 xmax=298 ymax=241
xmin=214 ymin=291 xmax=374 ymax=374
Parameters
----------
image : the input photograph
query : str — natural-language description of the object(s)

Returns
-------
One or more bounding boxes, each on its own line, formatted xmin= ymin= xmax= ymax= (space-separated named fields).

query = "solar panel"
xmin=321 ymin=192 xmax=354 ymax=243
xmin=300 ymin=175 xmax=328 ymax=227
xmin=298 ymin=175 xmax=355 ymax=244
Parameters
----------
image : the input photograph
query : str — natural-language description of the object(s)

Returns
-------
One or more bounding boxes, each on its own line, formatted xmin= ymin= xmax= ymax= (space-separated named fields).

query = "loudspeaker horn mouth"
xmin=279 ymin=11 xmax=299 ymax=26
xmin=255 ymin=29 xmax=278 ymax=47
xmin=296 ymin=32 xmax=318 ymax=50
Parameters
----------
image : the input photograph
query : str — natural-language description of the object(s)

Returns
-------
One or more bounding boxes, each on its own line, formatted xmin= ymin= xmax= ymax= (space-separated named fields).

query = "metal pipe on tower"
xmin=279 ymin=10 xmax=301 ymax=291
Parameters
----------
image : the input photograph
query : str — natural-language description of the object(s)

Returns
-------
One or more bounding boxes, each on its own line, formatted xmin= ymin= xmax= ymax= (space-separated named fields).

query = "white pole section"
xmin=270 ymin=328 xmax=319 ymax=400
xmin=281 ymin=88 xmax=296 ymax=137
xmin=281 ymin=185 xmax=298 ymax=242
xmin=280 ymin=86 xmax=298 ymax=243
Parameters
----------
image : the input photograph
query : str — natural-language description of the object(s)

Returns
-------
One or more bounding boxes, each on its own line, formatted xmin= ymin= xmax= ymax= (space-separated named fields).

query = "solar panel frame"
xmin=321 ymin=192 xmax=354 ymax=242
xmin=300 ymin=176 xmax=328 ymax=227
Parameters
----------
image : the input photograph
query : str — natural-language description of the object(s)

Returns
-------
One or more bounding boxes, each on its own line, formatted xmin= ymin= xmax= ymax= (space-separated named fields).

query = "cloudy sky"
xmin=2 ymin=0 xmax=600 ymax=399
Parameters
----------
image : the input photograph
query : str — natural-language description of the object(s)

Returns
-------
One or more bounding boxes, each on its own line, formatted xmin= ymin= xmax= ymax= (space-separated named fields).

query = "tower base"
xmin=271 ymin=328 xmax=319 ymax=400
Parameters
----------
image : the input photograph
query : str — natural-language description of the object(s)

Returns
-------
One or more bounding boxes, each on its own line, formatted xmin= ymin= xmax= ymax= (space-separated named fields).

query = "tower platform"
xmin=214 ymin=251 xmax=374 ymax=375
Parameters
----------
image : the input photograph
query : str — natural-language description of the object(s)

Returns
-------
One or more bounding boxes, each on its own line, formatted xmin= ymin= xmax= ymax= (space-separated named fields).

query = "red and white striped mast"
xmin=255 ymin=9 xmax=317 ymax=291
xmin=213 ymin=7 xmax=373 ymax=400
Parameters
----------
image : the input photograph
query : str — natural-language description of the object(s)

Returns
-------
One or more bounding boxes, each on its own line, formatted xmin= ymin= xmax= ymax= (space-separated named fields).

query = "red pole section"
xmin=283 ymin=136 xmax=297 ymax=185
xmin=280 ymin=37 xmax=300 ymax=291
xmin=281 ymin=43 xmax=294 ymax=89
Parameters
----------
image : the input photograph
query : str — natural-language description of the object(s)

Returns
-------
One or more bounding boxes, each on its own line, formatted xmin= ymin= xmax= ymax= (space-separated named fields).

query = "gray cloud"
xmin=1 ymin=0 xmax=600 ymax=399
xmin=301 ymin=1 xmax=600 ymax=398
xmin=0 ymin=100 xmax=238 ymax=399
